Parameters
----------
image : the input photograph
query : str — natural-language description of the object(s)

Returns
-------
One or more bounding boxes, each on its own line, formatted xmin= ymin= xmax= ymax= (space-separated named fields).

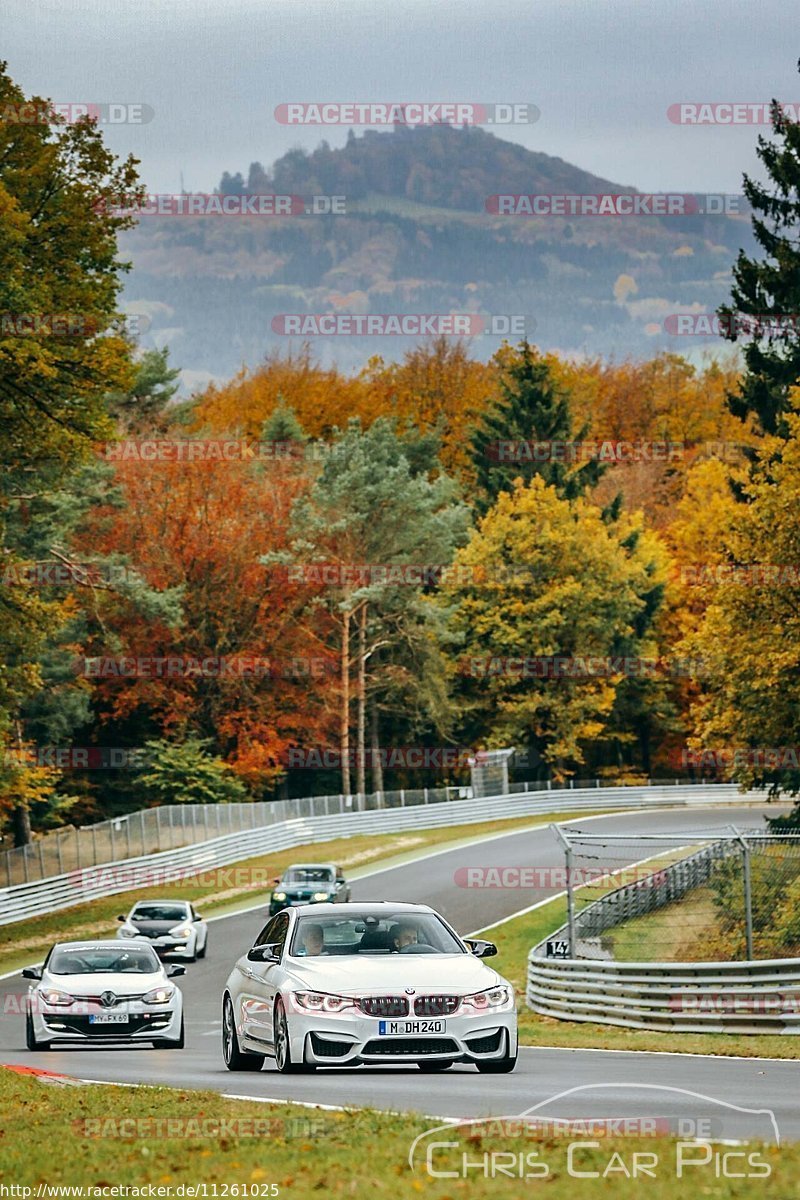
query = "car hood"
xmin=283 ymin=954 xmax=504 ymax=994
xmin=41 ymin=970 xmax=168 ymax=996
xmin=276 ymin=886 xmax=333 ymax=897
xmin=127 ymin=920 xmax=185 ymax=934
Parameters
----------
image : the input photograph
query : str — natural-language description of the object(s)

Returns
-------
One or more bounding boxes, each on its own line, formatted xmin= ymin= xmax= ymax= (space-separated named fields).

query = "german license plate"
xmin=378 ymin=1019 xmax=445 ymax=1034
xmin=90 ymin=1012 xmax=128 ymax=1024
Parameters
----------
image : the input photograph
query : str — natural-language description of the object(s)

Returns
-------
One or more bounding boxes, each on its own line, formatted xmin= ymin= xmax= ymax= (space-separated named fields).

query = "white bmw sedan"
xmin=23 ymin=940 xmax=185 ymax=1050
xmin=222 ymin=902 xmax=517 ymax=1074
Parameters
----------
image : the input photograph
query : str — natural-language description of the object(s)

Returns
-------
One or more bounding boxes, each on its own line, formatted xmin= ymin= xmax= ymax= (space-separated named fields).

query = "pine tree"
xmin=470 ymin=342 xmax=605 ymax=513
xmin=719 ymin=74 xmax=800 ymax=440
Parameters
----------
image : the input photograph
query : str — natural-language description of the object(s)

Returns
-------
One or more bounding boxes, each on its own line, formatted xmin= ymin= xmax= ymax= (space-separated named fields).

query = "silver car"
xmin=117 ymin=899 xmax=208 ymax=961
xmin=24 ymin=940 xmax=185 ymax=1050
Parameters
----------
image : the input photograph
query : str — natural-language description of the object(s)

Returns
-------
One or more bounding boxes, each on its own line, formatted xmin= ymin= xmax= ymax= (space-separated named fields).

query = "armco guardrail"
xmin=0 ymin=783 xmax=756 ymax=926
xmin=527 ymin=955 xmax=800 ymax=1034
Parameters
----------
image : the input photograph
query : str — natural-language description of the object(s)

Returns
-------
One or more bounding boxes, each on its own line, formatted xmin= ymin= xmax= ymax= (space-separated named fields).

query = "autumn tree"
xmin=274 ymin=418 xmax=469 ymax=795
xmin=0 ymin=63 xmax=142 ymax=841
xmin=682 ymin=408 xmax=800 ymax=799
xmin=442 ymin=475 xmax=668 ymax=778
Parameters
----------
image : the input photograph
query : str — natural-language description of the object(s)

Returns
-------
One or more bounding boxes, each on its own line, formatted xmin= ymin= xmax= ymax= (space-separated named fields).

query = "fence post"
xmin=400 ymin=789 xmax=406 ymax=807
xmin=110 ymin=820 xmax=116 ymax=862
xmin=56 ymin=831 xmax=63 ymax=876
xmin=140 ymin=809 xmax=146 ymax=856
xmin=552 ymin=824 xmax=576 ymax=957
xmin=731 ymin=826 xmax=754 ymax=960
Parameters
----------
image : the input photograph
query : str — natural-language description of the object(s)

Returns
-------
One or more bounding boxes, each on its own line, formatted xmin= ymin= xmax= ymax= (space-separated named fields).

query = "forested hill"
xmin=219 ymin=123 xmax=631 ymax=211
xmin=120 ymin=124 xmax=756 ymax=385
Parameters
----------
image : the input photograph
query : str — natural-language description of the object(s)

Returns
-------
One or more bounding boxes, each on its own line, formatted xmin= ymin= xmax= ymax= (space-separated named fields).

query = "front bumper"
xmin=117 ymin=932 xmax=196 ymax=957
xmin=284 ymin=1006 xmax=517 ymax=1067
xmin=269 ymin=897 xmax=332 ymax=915
xmin=29 ymin=997 xmax=183 ymax=1045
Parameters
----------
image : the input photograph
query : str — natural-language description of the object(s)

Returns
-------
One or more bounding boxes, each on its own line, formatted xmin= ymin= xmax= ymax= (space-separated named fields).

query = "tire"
xmin=197 ymin=938 xmax=207 ymax=960
xmin=273 ymin=998 xmax=314 ymax=1074
xmin=418 ymin=1061 xmax=452 ymax=1072
xmin=153 ymin=1016 xmax=185 ymax=1049
xmin=223 ymin=995 xmax=264 ymax=1071
xmin=476 ymin=1046 xmax=517 ymax=1074
xmin=25 ymin=1011 xmax=49 ymax=1052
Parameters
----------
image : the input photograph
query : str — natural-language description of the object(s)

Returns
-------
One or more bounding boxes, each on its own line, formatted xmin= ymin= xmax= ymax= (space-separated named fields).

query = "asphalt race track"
xmin=2 ymin=805 xmax=798 ymax=1140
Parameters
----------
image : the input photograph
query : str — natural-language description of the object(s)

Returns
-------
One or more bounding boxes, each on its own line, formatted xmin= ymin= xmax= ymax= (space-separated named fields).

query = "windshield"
xmin=283 ymin=868 xmax=334 ymax=885
xmin=49 ymin=946 xmax=161 ymax=975
xmin=130 ymin=904 xmax=189 ymax=922
xmin=289 ymin=912 xmax=465 ymax=956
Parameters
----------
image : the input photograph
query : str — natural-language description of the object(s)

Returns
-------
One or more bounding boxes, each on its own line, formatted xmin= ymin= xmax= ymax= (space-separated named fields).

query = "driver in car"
xmin=301 ymin=924 xmax=326 ymax=956
xmin=391 ymin=922 xmax=418 ymax=951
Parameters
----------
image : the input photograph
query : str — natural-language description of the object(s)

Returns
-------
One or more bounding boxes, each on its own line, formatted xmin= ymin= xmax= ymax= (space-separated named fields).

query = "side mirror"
xmin=247 ymin=943 xmax=280 ymax=963
xmin=272 ymin=877 xmax=281 ymax=887
xmin=22 ymin=966 xmax=43 ymax=980
xmin=464 ymin=938 xmax=497 ymax=959
xmin=117 ymin=915 xmax=126 ymax=922
xmin=166 ymin=964 xmax=186 ymax=977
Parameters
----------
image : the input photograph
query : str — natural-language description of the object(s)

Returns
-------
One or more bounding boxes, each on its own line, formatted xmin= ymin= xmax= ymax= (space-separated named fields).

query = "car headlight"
xmin=143 ymin=986 xmax=175 ymax=1004
xmin=461 ymin=986 xmax=511 ymax=1010
xmin=272 ymin=892 xmax=287 ymax=901
xmin=170 ymin=925 xmax=193 ymax=938
xmin=292 ymin=991 xmax=355 ymax=1013
xmin=38 ymin=988 xmax=75 ymax=1007
xmin=312 ymin=892 xmax=330 ymax=901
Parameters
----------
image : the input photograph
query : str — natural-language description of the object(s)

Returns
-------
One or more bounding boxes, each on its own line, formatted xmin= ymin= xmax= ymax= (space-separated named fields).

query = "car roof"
xmin=51 ymin=939 xmax=161 ymax=952
xmin=285 ymin=901 xmax=433 ymax=914
xmin=284 ymin=862 xmax=337 ymax=870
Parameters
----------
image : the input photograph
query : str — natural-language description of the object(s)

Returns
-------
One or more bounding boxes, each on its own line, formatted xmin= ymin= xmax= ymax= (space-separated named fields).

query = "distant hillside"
xmin=120 ymin=125 xmax=755 ymax=385
xmin=222 ymin=123 xmax=635 ymax=211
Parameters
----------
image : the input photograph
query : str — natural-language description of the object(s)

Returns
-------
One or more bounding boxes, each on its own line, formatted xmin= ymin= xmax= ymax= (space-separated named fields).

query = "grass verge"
xmin=479 ymin=857 xmax=800 ymax=1060
xmin=0 ymin=1067 xmax=790 ymax=1197
xmin=0 ymin=808 xmax=609 ymax=977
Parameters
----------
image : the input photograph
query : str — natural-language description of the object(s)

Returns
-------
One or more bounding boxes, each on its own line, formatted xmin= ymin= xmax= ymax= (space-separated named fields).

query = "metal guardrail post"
xmin=552 ymin=824 xmax=576 ymax=957
xmin=731 ymin=825 xmax=754 ymax=960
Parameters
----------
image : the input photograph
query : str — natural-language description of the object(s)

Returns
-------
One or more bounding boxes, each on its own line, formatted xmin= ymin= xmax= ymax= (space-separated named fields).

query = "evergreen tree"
xmin=719 ymin=74 xmax=800 ymax=441
xmin=470 ymin=342 xmax=605 ymax=513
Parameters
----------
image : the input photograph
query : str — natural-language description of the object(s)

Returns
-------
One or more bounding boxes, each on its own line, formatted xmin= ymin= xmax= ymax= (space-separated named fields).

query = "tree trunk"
xmin=370 ymin=702 xmax=384 ymax=794
xmin=12 ymin=803 xmax=32 ymax=849
xmin=12 ymin=720 xmax=32 ymax=847
xmin=340 ymin=610 xmax=351 ymax=794
xmin=356 ymin=603 xmax=367 ymax=798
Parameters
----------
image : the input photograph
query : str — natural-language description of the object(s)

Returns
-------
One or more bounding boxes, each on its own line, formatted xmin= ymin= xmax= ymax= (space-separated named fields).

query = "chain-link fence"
xmin=542 ymin=826 xmax=800 ymax=962
xmin=0 ymin=775 xmax=716 ymax=887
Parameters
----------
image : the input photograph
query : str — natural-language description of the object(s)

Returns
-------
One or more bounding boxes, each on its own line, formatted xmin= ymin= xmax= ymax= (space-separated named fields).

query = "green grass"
xmin=476 ymin=855 xmax=800 ymax=1060
xmin=0 ymin=808 xmax=610 ymax=977
xmin=0 ymin=1067 xmax=792 ymax=1196
xmin=608 ymin=888 xmax=720 ymax=962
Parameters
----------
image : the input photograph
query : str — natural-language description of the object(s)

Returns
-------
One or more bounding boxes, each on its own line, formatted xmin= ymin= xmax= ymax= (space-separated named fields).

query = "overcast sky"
xmin=6 ymin=0 xmax=798 ymax=195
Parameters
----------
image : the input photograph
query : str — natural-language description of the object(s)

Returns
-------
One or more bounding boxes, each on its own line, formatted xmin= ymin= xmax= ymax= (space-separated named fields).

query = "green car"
xmin=269 ymin=862 xmax=351 ymax=915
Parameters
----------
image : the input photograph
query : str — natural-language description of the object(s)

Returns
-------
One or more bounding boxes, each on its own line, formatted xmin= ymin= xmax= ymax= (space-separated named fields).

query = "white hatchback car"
xmin=24 ymin=939 xmax=185 ymax=1049
xmin=117 ymin=899 xmax=208 ymax=961
xmin=222 ymin=902 xmax=517 ymax=1074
